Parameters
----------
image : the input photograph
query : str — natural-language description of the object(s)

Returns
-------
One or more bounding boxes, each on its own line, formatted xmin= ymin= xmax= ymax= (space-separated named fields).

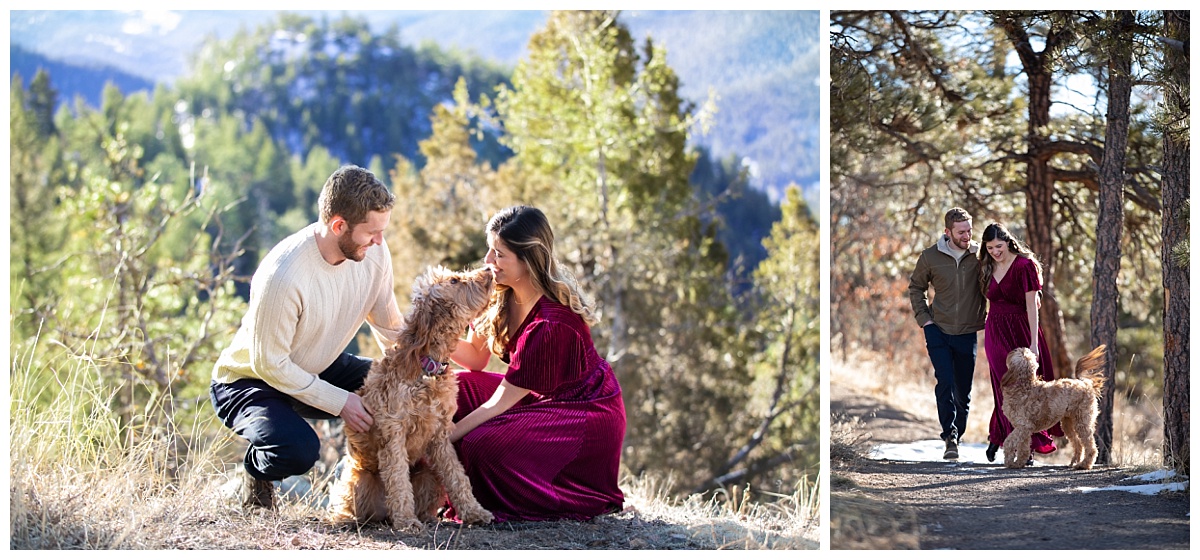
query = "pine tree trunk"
xmin=597 ymin=148 xmax=627 ymax=363
xmin=1090 ymin=10 xmax=1134 ymax=465
xmin=1161 ymin=10 xmax=1190 ymax=476
xmin=1000 ymin=16 xmax=1073 ymax=379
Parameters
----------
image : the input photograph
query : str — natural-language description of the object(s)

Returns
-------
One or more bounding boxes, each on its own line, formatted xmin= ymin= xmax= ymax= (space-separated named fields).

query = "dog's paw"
xmin=392 ymin=516 xmax=424 ymax=533
xmin=325 ymin=508 xmax=359 ymax=526
xmin=458 ymin=506 xmax=494 ymax=525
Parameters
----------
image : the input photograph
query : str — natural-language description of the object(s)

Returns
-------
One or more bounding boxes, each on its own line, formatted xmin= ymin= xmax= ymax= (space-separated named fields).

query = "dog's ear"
xmin=375 ymin=341 xmax=405 ymax=376
xmin=408 ymin=294 xmax=438 ymax=351
xmin=1001 ymin=366 xmax=1016 ymax=389
xmin=1001 ymin=350 xmax=1032 ymax=389
xmin=410 ymin=290 xmax=460 ymax=353
xmin=412 ymin=267 xmax=436 ymax=302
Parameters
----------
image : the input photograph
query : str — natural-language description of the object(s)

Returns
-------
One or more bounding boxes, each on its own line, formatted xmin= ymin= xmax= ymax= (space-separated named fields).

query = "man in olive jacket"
xmin=908 ymin=207 xmax=987 ymax=460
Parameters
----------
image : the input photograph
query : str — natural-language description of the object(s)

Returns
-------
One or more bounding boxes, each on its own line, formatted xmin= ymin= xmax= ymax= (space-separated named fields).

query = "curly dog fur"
xmin=1000 ymin=345 xmax=1107 ymax=470
xmin=327 ymin=266 xmax=495 ymax=529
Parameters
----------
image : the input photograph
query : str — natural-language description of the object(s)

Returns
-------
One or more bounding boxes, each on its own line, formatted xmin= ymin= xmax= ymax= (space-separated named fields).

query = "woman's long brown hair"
xmin=475 ymin=206 xmax=595 ymax=356
xmin=978 ymin=223 xmax=1044 ymax=296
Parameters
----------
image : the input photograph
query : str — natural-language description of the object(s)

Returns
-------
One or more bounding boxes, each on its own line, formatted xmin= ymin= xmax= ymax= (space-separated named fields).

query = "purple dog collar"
xmin=420 ymin=355 xmax=449 ymax=377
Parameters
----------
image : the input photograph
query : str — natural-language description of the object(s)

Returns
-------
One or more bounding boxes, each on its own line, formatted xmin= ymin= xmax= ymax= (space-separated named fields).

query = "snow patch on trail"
xmin=1125 ymin=469 xmax=1178 ymax=482
xmin=868 ymin=439 xmax=1017 ymax=466
xmin=869 ymin=441 xmax=1191 ymax=496
xmin=1071 ymin=469 xmax=1189 ymax=495
xmin=1070 ymin=481 xmax=1189 ymax=495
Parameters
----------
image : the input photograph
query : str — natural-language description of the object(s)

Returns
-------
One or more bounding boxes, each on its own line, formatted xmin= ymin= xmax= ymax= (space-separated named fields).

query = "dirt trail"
xmin=829 ymin=373 xmax=1190 ymax=550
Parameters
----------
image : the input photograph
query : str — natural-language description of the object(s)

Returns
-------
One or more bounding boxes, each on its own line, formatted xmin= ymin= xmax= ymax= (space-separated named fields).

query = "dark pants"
xmin=209 ymin=353 xmax=372 ymax=481
xmin=923 ymin=324 xmax=977 ymax=443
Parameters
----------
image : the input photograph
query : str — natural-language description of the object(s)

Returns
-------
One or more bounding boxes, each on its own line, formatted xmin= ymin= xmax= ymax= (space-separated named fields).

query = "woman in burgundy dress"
xmin=979 ymin=223 xmax=1063 ymax=463
xmin=447 ymin=205 xmax=625 ymax=522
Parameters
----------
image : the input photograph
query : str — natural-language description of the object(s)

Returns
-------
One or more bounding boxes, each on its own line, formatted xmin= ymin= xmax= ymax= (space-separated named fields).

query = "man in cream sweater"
xmin=209 ymin=165 xmax=405 ymax=509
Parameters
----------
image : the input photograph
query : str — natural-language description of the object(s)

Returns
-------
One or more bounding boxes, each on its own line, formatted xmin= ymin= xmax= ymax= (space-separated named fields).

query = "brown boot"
xmin=241 ymin=471 xmax=276 ymax=510
xmin=943 ymin=437 xmax=959 ymax=461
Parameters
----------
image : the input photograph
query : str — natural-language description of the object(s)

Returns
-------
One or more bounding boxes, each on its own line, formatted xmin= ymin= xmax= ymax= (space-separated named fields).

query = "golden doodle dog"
xmin=1000 ymin=345 xmax=1107 ymax=470
xmin=328 ymin=266 xmax=495 ymax=529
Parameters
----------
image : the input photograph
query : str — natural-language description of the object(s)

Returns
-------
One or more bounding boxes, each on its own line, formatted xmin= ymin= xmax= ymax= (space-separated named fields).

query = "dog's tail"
xmin=1074 ymin=344 xmax=1107 ymax=396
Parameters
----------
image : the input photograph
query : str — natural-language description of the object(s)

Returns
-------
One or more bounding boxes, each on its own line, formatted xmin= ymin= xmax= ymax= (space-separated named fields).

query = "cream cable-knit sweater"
xmin=211 ymin=222 xmax=404 ymax=416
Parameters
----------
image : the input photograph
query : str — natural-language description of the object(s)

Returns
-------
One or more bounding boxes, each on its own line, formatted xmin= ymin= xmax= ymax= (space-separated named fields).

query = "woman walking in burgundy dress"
xmin=447 ymin=205 xmax=626 ymax=522
xmin=979 ymin=223 xmax=1063 ymax=463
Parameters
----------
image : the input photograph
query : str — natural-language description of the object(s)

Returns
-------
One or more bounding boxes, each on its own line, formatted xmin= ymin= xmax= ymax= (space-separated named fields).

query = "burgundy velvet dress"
xmin=984 ymin=255 xmax=1063 ymax=453
xmin=452 ymin=295 xmax=626 ymax=522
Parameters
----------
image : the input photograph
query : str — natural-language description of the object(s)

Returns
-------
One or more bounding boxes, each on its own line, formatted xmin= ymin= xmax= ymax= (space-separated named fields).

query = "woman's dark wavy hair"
xmin=978 ymin=223 xmax=1043 ymax=295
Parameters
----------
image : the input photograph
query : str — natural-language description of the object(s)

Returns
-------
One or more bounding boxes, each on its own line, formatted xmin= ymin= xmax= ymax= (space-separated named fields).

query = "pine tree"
xmin=9 ymin=74 xmax=68 ymax=337
xmin=492 ymin=10 xmax=776 ymax=493
xmin=493 ymin=10 xmax=700 ymax=361
xmin=27 ymin=69 xmax=58 ymax=138
xmin=1089 ymin=10 xmax=1135 ymax=465
xmin=385 ymin=79 xmax=507 ymax=307
xmin=1159 ymin=10 xmax=1189 ymax=476
xmin=830 ymin=10 xmax=1168 ymax=411
xmin=698 ymin=185 xmax=820 ymax=493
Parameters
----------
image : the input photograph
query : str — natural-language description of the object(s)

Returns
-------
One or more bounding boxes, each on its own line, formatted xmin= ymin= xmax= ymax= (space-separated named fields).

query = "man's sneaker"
xmin=241 ymin=471 xmax=276 ymax=510
xmin=943 ymin=437 xmax=960 ymax=460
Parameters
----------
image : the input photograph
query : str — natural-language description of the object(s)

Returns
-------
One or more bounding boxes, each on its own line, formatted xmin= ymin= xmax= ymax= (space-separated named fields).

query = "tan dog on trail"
xmin=1000 ymin=345 xmax=1107 ymax=470
xmin=328 ymin=266 xmax=495 ymax=529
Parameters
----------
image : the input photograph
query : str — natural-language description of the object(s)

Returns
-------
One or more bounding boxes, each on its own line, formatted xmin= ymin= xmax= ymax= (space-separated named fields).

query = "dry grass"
xmin=828 ymin=492 xmax=921 ymax=550
xmin=10 ymin=457 xmax=818 ymax=550
xmin=828 ymin=409 xmax=923 ymax=550
xmin=9 ymin=344 xmax=819 ymax=550
xmin=829 ymin=414 xmax=869 ymax=465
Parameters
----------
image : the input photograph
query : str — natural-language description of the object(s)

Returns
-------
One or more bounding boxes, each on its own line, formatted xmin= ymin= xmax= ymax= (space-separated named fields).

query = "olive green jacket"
xmin=908 ymin=234 xmax=986 ymax=335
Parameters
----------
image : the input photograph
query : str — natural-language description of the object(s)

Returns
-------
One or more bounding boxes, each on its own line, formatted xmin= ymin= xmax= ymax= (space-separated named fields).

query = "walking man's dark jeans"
xmin=923 ymin=324 xmax=977 ymax=443
xmin=210 ymin=353 xmax=372 ymax=481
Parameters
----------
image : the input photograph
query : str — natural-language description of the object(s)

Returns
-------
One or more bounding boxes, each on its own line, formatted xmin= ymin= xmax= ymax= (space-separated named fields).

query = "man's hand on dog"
xmin=342 ymin=393 xmax=374 ymax=433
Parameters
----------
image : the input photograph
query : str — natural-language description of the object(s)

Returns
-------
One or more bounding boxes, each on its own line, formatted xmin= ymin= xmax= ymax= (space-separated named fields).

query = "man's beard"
xmin=951 ymin=237 xmax=970 ymax=251
xmin=338 ymin=234 xmax=367 ymax=262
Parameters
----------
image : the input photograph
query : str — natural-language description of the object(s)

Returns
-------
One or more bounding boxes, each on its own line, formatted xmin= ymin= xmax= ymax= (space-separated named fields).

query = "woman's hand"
xmin=450 ymin=379 xmax=532 ymax=443
xmin=450 ymin=326 xmax=491 ymax=371
xmin=1025 ymin=289 xmax=1040 ymax=364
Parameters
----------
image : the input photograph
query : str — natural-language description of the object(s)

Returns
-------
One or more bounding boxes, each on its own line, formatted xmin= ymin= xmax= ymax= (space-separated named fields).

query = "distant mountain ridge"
xmin=621 ymin=11 xmax=821 ymax=202
xmin=9 ymin=9 xmax=819 ymax=202
xmin=11 ymin=44 xmax=156 ymax=109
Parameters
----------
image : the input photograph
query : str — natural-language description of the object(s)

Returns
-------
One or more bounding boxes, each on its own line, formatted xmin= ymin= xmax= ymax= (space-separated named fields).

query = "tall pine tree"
xmin=491 ymin=10 xmax=777 ymax=493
